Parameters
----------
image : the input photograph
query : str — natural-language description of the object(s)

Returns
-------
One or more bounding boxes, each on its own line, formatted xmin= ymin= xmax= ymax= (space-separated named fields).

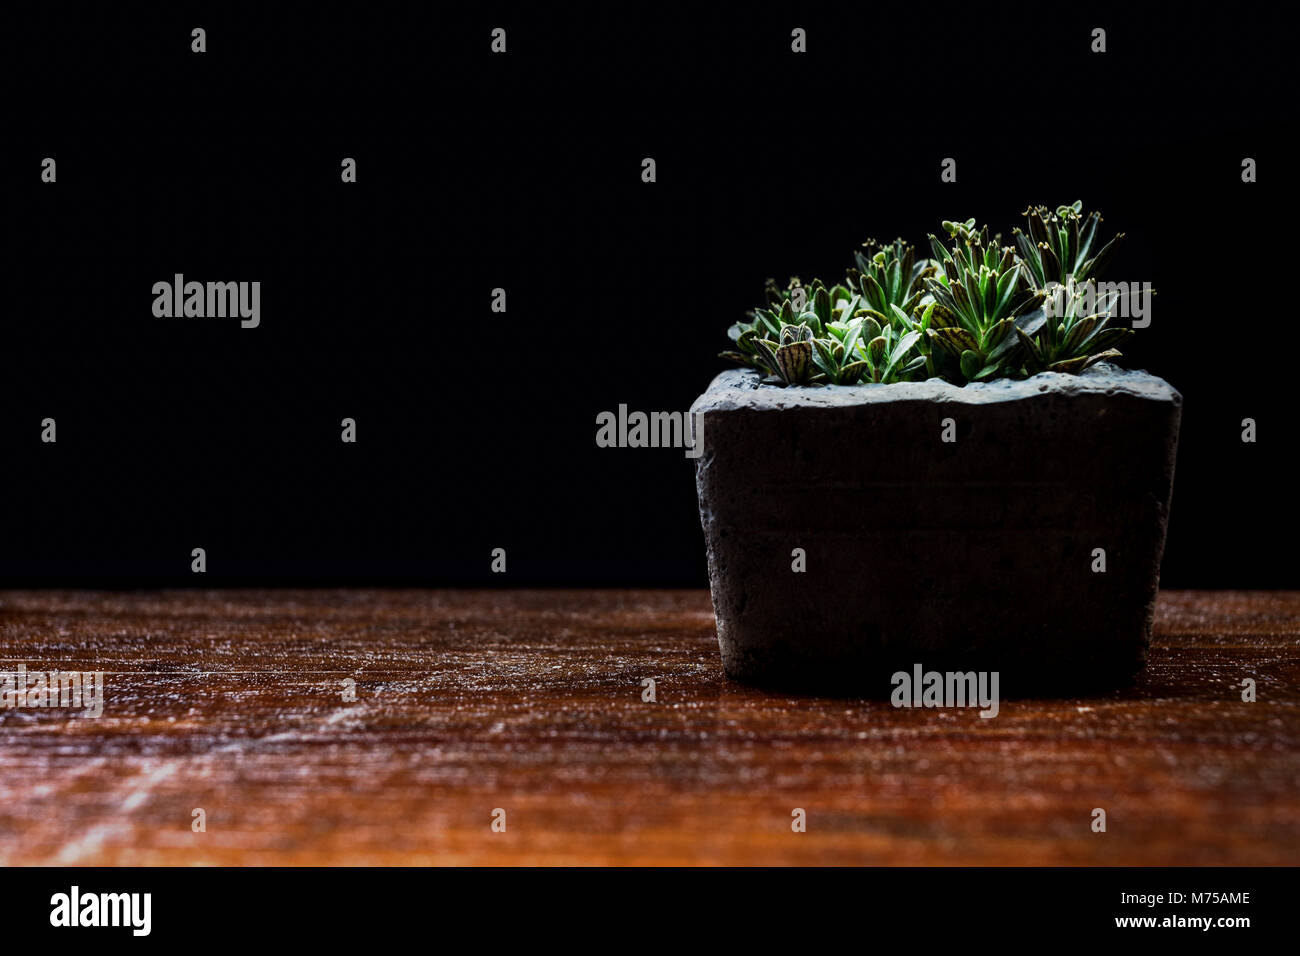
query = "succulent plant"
xmin=925 ymin=222 xmax=1046 ymax=382
xmin=1019 ymin=280 xmax=1134 ymax=374
xmin=750 ymin=323 xmax=818 ymax=385
xmin=843 ymin=238 xmax=935 ymax=320
xmin=721 ymin=202 xmax=1140 ymax=387
xmin=861 ymin=326 xmax=926 ymax=383
xmin=759 ymin=277 xmax=801 ymax=310
xmin=722 ymin=297 xmax=803 ymax=377
xmin=883 ymin=301 xmax=942 ymax=378
xmin=1014 ymin=201 xmax=1124 ymax=289
xmin=822 ymin=312 xmax=925 ymax=384
xmin=810 ymin=319 xmax=871 ymax=384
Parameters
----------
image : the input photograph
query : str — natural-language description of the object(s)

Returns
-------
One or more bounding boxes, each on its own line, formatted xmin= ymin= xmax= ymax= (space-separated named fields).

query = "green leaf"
xmin=993 ymin=267 xmax=1021 ymax=319
xmin=774 ymin=340 xmax=813 ymax=384
xmin=812 ymin=337 xmax=839 ymax=368
xmin=813 ymin=285 xmax=832 ymax=327
xmin=1062 ymin=314 xmax=1104 ymax=354
xmin=1015 ymin=327 xmax=1044 ymax=368
xmin=1089 ymin=327 xmax=1134 ymax=351
xmin=752 ymin=339 xmax=780 ymax=375
xmin=928 ymin=234 xmax=951 ymax=264
xmin=1045 ymin=354 xmax=1093 ymax=374
xmin=981 ymin=316 xmax=1016 ymax=350
xmin=928 ymin=303 xmax=959 ymax=329
xmin=1015 ymin=307 xmax=1048 ymax=338
xmin=835 ymin=293 xmax=861 ymax=325
xmin=862 ymin=274 xmax=888 ymax=311
xmin=866 ymin=335 xmax=888 ymax=367
xmin=1076 ymin=211 xmax=1100 ymax=268
xmin=1080 ymin=348 xmax=1123 ymax=369
xmin=919 ymin=302 xmax=936 ymax=332
xmin=1083 ymin=232 xmax=1124 ymax=280
xmin=754 ymin=309 xmax=781 ymax=336
xmin=929 ymin=326 xmax=980 ymax=356
xmin=839 ymin=360 xmax=870 ymax=383
xmin=842 ymin=319 xmax=864 ymax=356
xmin=781 ymin=323 xmax=813 ymax=345
xmin=985 ymin=319 xmax=1021 ymax=363
xmin=888 ymin=330 xmax=921 ymax=372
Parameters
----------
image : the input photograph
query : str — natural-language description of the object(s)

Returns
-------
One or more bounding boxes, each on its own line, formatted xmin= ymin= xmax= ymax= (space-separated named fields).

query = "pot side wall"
xmin=693 ymin=367 xmax=1182 ymax=693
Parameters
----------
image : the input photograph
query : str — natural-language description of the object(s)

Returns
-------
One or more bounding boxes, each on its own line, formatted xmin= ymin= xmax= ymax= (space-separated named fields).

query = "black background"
xmin=4 ymin=2 xmax=1290 ymax=586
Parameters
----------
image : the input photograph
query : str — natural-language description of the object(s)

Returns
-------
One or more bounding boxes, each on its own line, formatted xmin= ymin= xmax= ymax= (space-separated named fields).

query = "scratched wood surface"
xmin=0 ymin=589 xmax=1296 ymax=865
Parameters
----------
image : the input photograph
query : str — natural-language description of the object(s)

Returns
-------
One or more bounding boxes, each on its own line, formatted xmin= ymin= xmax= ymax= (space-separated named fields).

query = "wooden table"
xmin=1 ymin=589 xmax=1296 ymax=865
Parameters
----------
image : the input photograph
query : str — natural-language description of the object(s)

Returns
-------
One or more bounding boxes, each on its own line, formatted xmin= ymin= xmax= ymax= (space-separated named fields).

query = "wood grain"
xmin=1 ymin=589 xmax=1296 ymax=865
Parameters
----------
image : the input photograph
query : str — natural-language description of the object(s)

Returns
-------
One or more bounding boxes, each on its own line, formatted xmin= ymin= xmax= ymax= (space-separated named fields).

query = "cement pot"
xmin=691 ymin=364 xmax=1181 ymax=694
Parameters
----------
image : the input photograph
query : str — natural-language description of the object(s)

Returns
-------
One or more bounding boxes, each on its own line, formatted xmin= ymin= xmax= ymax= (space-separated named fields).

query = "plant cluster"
xmin=722 ymin=202 xmax=1136 ymax=386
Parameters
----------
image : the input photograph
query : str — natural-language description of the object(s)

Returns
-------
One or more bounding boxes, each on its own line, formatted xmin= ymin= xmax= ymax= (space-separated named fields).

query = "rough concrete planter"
xmin=691 ymin=364 xmax=1181 ymax=693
